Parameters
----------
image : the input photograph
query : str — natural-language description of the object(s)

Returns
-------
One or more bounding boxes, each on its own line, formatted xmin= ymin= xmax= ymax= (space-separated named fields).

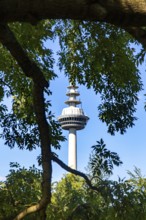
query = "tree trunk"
xmin=37 ymin=208 xmax=47 ymax=220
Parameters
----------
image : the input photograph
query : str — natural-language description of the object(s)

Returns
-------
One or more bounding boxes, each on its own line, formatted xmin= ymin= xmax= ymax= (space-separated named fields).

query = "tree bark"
xmin=0 ymin=0 xmax=146 ymax=47
xmin=0 ymin=0 xmax=145 ymax=27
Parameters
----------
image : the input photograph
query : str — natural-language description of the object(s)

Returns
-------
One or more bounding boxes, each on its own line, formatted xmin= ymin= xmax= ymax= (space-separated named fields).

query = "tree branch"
xmin=13 ymin=202 xmax=44 ymax=220
xmin=0 ymin=0 xmax=146 ymax=49
xmin=0 ymin=0 xmax=146 ymax=28
xmin=51 ymin=155 xmax=100 ymax=192
xmin=0 ymin=23 xmax=48 ymax=88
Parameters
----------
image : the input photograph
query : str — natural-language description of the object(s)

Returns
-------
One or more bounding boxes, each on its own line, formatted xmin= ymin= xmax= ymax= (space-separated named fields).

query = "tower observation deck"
xmin=58 ymin=84 xmax=89 ymax=169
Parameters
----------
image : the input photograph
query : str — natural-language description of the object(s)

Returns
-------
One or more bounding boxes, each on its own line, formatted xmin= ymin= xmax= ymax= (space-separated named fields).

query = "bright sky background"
xmin=0 ymin=43 xmax=146 ymax=182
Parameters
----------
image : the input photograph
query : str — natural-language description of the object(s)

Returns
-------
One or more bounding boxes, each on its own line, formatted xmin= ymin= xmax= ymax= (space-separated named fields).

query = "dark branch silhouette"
xmin=51 ymin=154 xmax=100 ymax=192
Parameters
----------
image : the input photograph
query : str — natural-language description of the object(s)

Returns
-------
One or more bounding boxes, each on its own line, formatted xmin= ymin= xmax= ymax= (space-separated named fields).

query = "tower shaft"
xmin=68 ymin=128 xmax=77 ymax=169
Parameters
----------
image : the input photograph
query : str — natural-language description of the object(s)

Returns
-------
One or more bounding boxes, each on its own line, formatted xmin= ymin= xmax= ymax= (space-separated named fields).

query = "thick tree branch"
xmin=51 ymin=155 xmax=99 ymax=192
xmin=0 ymin=0 xmax=146 ymax=28
xmin=0 ymin=0 xmax=146 ymax=50
xmin=14 ymin=202 xmax=46 ymax=220
xmin=0 ymin=2 xmax=146 ymax=48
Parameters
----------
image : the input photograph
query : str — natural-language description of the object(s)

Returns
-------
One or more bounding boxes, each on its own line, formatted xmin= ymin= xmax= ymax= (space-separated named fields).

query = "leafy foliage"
xmin=55 ymin=20 xmax=142 ymax=134
xmin=1 ymin=163 xmax=146 ymax=220
xmin=47 ymin=111 xmax=66 ymax=149
xmin=0 ymin=21 xmax=65 ymax=150
xmin=47 ymin=169 xmax=146 ymax=220
xmin=0 ymin=163 xmax=42 ymax=220
xmin=47 ymin=174 xmax=86 ymax=220
xmin=89 ymin=139 xmax=123 ymax=177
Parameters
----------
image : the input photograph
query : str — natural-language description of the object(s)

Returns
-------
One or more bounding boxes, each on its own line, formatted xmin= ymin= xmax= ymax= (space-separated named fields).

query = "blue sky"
xmin=0 ymin=49 xmax=146 ymax=182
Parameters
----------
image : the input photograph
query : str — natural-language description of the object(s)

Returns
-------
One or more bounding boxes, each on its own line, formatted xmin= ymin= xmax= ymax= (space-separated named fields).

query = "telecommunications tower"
xmin=58 ymin=84 xmax=89 ymax=170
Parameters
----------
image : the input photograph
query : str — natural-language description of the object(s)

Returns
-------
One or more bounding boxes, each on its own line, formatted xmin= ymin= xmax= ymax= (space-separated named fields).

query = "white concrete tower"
xmin=58 ymin=84 xmax=89 ymax=169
